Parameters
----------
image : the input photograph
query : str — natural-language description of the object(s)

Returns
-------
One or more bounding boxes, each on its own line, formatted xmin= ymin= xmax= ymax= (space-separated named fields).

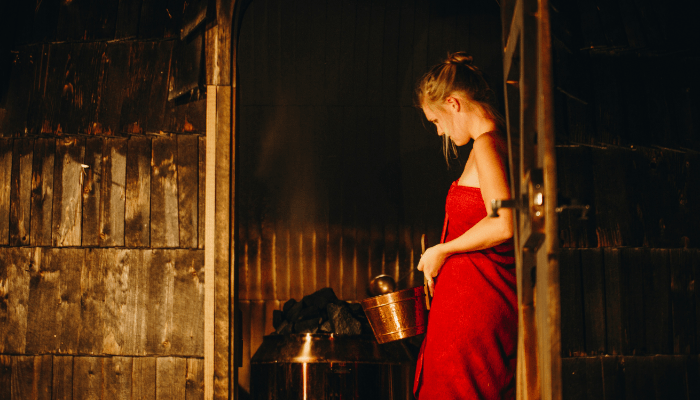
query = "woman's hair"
xmin=416 ymin=52 xmax=504 ymax=162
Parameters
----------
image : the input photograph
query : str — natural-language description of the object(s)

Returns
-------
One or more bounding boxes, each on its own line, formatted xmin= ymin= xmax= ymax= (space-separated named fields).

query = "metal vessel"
xmin=360 ymin=286 xmax=428 ymax=344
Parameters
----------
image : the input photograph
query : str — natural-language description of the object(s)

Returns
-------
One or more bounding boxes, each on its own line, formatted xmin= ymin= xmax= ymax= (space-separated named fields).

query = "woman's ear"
xmin=445 ymin=96 xmax=461 ymax=112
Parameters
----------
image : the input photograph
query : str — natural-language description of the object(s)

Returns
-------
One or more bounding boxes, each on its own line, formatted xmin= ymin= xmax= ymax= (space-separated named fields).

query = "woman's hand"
xmin=417 ymin=244 xmax=450 ymax=297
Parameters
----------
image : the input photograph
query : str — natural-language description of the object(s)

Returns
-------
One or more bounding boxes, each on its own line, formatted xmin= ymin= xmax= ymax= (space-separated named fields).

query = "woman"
xmin=414 ymin=52 xmax=517 ymax=399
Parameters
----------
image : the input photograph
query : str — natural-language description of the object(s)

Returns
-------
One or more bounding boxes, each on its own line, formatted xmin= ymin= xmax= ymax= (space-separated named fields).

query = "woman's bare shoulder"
xmin=473 ymin=131 xmax=508 ymax=158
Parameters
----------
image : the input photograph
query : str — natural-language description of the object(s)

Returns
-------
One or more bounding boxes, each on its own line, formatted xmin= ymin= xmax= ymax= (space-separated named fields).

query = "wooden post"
xmin=204 ymin=86 xmax=217 ymax=399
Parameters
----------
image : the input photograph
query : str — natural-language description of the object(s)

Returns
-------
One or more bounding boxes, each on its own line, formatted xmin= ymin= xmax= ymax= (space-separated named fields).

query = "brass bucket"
xmin=360 ymin=286 xmax=428 ymax=344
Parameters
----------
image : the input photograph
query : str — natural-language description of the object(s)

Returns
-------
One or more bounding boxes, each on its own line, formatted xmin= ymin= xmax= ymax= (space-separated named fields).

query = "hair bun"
xmin=446 ymin=52 xmax=473 ymax=66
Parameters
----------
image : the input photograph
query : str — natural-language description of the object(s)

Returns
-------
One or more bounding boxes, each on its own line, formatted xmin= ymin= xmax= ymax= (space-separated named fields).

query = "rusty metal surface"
xmin=361 ymin=286 xmax=428 ymax=344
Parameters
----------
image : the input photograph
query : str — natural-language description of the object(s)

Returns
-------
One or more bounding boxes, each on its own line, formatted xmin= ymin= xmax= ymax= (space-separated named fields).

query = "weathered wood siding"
xmin=551 ymin=0 xmax=700 ymax=398
xmin=0 ymin=0 xmax=217 ymax=399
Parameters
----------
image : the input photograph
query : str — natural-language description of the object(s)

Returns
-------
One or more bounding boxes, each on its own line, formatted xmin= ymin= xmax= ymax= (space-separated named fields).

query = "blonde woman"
xmin=414 ymin=52 xmax=517 ymax=400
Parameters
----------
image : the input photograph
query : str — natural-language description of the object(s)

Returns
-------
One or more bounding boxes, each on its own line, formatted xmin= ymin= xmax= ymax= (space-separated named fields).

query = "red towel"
xmin=414 ymin=182 xmax=517 ymax=400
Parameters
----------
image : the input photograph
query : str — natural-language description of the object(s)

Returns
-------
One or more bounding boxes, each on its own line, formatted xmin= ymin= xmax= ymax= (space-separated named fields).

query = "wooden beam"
xmin=204 ymin=85 xmax=217 ymax=400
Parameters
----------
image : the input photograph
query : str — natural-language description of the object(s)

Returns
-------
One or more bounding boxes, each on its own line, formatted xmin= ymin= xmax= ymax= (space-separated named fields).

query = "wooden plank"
xmin=100 ymin=138 xmax=128 ymax=247
xmin=102 ymin=249 xmax=142 ymax=355
xmin=198 ymin=136 xmax=206 ymax=249
xmin=0 ymin=247 xmax=31 ymax=354
xmin=653 ymin=355 xmax=687 ymax=400
xmin=0 ymin=356 xmax=10 ymax=400
xmin=249 ymin=300 xmax=265 ymax=364
xmin=341 ymin=107 xmax=358 ymax=301
xmin=52 ymin=356 xmax=73 ymax=400
xmin=151 ymin=136 xmax=180 ymax=248
xmin=138 ymin=0 xmax=167 ymax=39
xmin=581 ymin=249 xmax=606 ymax=355
xmin=96 ymin=42 xmax=132 ymax=135
xmin=670 ymin=249 xmax=696 ymax=354
xmin=147 ymin=250 xmax=176 ymax=354
xmin=156 ymin=357 xmax=186 ymax=400
xmin=78 ymin=249 xmax=106 ymax=355
xmin=82 ymin=137 xmax=104 ymax=247
xmin=561 ymin=358 xmax=585 ymax=400
xmin=104 ymin=357 xmax=132 ymax=400
xmin=9 ymin=138 xmax=33 ymax=246
xmin=177 ymin=135 xmax=199 ymax=248
xmin=185 ymin=358 xmax=204 ymax=400
xmin=119 ymin=41 xmax=173 ymax=134
xmin=168 ymin=32 xmax=203 ymax=101
xmin=73 ymin=357 xmax=104 ymax=400
xmin=623 ymin=356 xmax=655 ymax=400
xmin=125 ymin=137 xmax=151 ymax=247
xmin=132 ymin=357 xmax=156 ymax=400
xmin=26 ymin=249 xmax=85 ymax=354
xmin=604 ymin=248 xmax=628 ymax=355
xmin=601 ymin=356 xmax=624 ymax=400
xmin=0 ymin=139 xmax=12 ymax=245
xmin=115 ymin=0 xmax=143 ymax=39
xmin=584 ymin=357 xmax=604 ymax=399
xmin=165 ymin=99 xmax=207 ymax=134
xmin=214 ymin=85 xmax=231 ymax=400
xmin=1 ymin=47 xmax=38 ymax=136
xmin=172 ymin=250 xmax=205 ymax=356
xmin=556 ymin=147 xmax=596 ymax=248
xmin=204 ymin=87 xmax=217 ymax=400
xmin=645 ymin=249 xmax=671 ymax=354
xmin=559 ymin=249 xmax=585 ymax=357
xmin=621 ymin=248 xmax=647 ymax=355
xmin=10 ymin=356 xmax=36 ymax=399
xmin=52 ymin=138 xmax=85 ymax=247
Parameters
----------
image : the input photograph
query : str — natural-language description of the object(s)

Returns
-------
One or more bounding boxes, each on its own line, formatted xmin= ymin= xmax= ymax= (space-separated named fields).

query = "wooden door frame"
xmin=502 ymin=0 xmax=561 ymax=399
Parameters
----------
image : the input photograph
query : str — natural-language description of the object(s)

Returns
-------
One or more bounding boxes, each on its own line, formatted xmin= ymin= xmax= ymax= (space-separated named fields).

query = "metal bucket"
xmin=360 ymin=286 xmax=428 ymax=344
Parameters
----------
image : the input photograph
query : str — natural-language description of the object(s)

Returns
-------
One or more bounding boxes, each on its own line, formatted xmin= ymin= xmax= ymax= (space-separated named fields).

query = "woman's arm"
xmin=418 ymin=133 xmax=513 ymax=295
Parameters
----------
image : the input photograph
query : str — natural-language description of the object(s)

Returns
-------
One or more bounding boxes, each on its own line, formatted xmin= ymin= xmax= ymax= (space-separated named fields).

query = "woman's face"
xmin=421 ymin=99 xmax=469 ymax=146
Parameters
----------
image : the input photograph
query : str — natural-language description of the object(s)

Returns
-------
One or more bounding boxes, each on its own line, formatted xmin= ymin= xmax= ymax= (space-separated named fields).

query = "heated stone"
xmin=295 ymin=318 xmax=322 ymax=334
xmin=327 ymin=303 xmax=362 ymax=335
xmin=283 ymin=298 xmax=297 ymax=314
xmin=285 ymin=301 xmax=303 ymax=322
xmin=302 ymin=287 xmax=339 ymax=310
xmin=275 ymin=320 xmax=293 ymax=335
xmin=297 ymin=305 xmax=321 ymax=321
xmin=319 ymin=320 xmax=333 ymax=333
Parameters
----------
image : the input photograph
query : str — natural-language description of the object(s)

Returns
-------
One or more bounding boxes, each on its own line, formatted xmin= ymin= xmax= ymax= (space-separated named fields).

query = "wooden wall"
xmin=235 ymin=0 xmax=503 ymax=394
xmin=0 ymin=0 xmax=226 ymax=399
xmin=551 ymin=0 xmax=700 ymax=398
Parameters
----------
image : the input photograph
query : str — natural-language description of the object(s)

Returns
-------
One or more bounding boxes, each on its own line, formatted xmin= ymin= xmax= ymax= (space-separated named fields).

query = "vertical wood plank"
xmin=622 ymin=248 xmax=647 ymax=354
xmin=104 ymin=357 xmax=133 ymax=400
xmin=52 ymin=138 xmax=85 ymax=247
xmin=670 ymin=249 xmax=696 ymax=354
xmin=559 ymin=248 xmax=585 ymax=356
xmin=9 ymin=138 xmax=33 ymax=246
xmin=0 ymin=356 xmax=10 ymax=400
xmin=125 ymin=137 xmax=152 ymax=247
xmin=156 ymin=357 xmax=186 ymax=400
xmin=97 ymin=42 xmax=132 ymax=135
xmin=52 ymin=356 xmax=73 ymax=400
xmin=0 ymin=139 xmax=12 ymax=245
xmin=604 ymin=248 xmax=628 ymax=355
xmin=198 ymin=136 xmax=206 ymax=249
xmin=581 ymin=248 xmax=606 ymax=355
xmin=185 ymin=358 xmax=204 ymax=400
xmin=645 ymin=249 xmax=671 ymax=354
xmin=584 ymin=357 xmax=604 ymax=399
xmin=147 ymin=250 xmax=176 ymax=354
xmin=10 ymin=356 xmax=36 ymax=399
xmin=79 ymin=249 xmax=106 ymax=355
xmin=0 ymin=247 xmax=31 ymax=354
xmin=601 ymin=356 xmax=625 ymax=400
xmin=102 ymin=249 xmax=147 ymax=355
xmin=172 ymin=250 xmax=205 ymax=356
xmin=653 ymin=355 xmax=688 ymax=400
xmin=177 ymin=135 xmax=199 ymax=249
xmin=115 ymin=0 xmax=143 ymax=39
xmin=264 ymin=300 xmax=280 ymax=336
xmin=132 ymin=357 xmax=156 ymax=400
xmin=561 ymin=357 xmax=585 ymax=400
xmin=249 ymin=301 xmax=265 ymax=364
xmin=73 ymin=357 xmax=104 ymax=400
xmin=623 ymin=356 xmax=655 ymax=400
xmin=26 ymin=249 xmax=85 ymax=354
xmin=214 ymin=85 xmax=231 ymax=399
xmin=152 ymin=136 xmax=180 ymax=248
xmin=101 ymin=138 xmax=128 ymax=247
xmin=82 ymin=137 xmax=104 ymax=247
xmin=30 ymin=138 xmax=56 ymax=247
